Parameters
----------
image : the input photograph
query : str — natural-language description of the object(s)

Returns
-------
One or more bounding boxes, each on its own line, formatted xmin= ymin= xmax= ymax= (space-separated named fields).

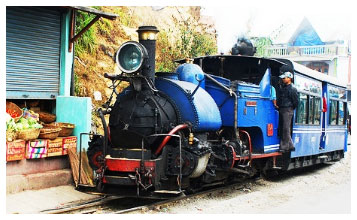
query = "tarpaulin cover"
xmin=292 ymin=29 xmax=324 ymax=46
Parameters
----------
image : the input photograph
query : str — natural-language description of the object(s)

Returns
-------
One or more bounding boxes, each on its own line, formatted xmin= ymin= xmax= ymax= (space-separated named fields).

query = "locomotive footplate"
xmin=103 ymin=156 xmax=159 ymax=187
xmin=235 ymin=152 xmax=282 ymax=161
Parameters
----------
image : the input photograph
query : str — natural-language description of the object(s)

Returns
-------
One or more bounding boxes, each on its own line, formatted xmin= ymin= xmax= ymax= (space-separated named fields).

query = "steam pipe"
xmin=154 ymin=124 xmax=189 ymax=156
xmin=204 ymin=73 xmax=239 ymax=139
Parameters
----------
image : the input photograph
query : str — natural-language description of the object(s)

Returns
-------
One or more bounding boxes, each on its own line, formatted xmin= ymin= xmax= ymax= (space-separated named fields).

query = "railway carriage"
xmin=85 ymin=26 xmax=348 ymax=197
xmin=276 ymin=59 xmax=347 ymax=169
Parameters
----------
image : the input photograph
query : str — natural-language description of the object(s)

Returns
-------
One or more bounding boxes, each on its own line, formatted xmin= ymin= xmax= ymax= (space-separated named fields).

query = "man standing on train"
xmin=277 ymin=71 xmax=299 ymax=153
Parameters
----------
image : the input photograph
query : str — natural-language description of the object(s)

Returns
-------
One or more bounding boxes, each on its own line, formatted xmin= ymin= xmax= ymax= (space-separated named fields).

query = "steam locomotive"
xmin=86 ymin=26 xmax=348 ymax=197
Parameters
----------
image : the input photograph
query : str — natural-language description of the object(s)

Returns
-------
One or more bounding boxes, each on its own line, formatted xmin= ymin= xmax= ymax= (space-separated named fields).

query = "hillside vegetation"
xmin=73 ymin=6 xmax=217 ymax=131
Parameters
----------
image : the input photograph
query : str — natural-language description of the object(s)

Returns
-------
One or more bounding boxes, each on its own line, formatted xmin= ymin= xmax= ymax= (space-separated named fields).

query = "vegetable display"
xmin=6 ymin=109 xmax=21 ymax=118
xmin=6 ymin=113 xmax=43 ymax=132
xmin=15 ymin=117 xmax=43 ymax=130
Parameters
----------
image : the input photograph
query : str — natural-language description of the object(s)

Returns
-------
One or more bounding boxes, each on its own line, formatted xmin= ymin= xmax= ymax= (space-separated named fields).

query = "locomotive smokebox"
xmin=137 ymin=26 xmax=159 ymax=83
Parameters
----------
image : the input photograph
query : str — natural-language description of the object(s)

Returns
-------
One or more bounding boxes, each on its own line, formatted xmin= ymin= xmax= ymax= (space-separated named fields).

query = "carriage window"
xmin=338 ymin=102 xmax=345 ymax=125
xmin=296 ymin=93 xmax=308 ymax=124
xmin=313 ymin=98 xmax=321 ymax=125
xmin=329 ymin=100 xmax=338 ymax=125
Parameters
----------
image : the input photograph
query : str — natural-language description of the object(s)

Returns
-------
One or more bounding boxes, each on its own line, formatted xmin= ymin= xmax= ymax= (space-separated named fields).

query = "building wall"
xmin=57 ymin=9 xmax=92 ymax=150
xmin=336 ymin=56 xmax=349 ymax=84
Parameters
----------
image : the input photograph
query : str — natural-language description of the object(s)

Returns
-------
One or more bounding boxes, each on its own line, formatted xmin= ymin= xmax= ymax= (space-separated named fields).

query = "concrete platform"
xmin=7 ymin=169 xmax=73 ymax=194
xmin=6 ymin=184 xmax=101 ymax=214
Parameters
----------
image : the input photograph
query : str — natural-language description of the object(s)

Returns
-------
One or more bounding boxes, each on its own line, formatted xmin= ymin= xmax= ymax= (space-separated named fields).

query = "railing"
xmin=263 ymin=44 xmax=349 ymax=58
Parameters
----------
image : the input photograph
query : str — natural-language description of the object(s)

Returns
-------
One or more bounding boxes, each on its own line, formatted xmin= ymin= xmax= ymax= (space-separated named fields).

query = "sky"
xmin=200 ymin=1 xmax=352 ymax=53
xmin=2 ymin=0 xmax=352 ymax=54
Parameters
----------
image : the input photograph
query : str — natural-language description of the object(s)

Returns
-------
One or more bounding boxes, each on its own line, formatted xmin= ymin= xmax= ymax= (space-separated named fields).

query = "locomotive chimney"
xmin=137 ymin=26 xmax=159 ymax=83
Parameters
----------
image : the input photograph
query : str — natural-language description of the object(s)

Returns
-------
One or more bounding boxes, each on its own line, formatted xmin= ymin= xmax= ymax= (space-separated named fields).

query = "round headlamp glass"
xmin=116 ymin=42 xmax=147 ymax=74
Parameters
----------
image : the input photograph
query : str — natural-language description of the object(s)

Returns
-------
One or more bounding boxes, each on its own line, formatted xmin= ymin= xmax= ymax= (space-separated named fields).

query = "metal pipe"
xmin=204 ymin=73 xmax=239 ymax=139
xmin=98 ymin=108 xmax=108 ymax=157
xmin=239 ymin=130 xmax=252 ymax=164
xmin=154 ymin=124 xmax=189 ymax=156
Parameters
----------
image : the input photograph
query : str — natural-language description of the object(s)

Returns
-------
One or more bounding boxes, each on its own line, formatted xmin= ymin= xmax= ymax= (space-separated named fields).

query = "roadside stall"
xmin=6 ymin=101 xmax=76 ymax=162
xmin=5 ymin=6 xmax=117 ymax=193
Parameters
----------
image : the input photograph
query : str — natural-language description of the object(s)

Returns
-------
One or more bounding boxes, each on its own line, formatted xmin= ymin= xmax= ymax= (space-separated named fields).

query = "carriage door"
xmin=319 ymin=83 xmax=328 ymax=150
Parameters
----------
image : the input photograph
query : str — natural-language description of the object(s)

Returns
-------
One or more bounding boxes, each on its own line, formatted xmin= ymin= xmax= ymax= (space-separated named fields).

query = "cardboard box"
xmin=26 ymin=153 xmax=47 ymax=159
xmin=47 ymin=138 xmax=63 ymax=149
xmin=63 ymin=136 xmax=77 ymax=151
xmin=47 ymin=151 xmax=63 ymax=157
xmin=46 ymin=147 xmax=63 ymax=157
xmin=6 ymin=140 xmax=26 ymax=162
xmin=7 ymin=146 xmax=26 ymax=155
xmin=27 ymin=145 xmax=47 ymax=154
xmin=7 ymin=153 xmax=25 ymax=161
xmin=26 ymin=140 xmax=47 ymax=159
xmin=28 ymin=139 xmax=48 ymax=148
xmin=63 ymin=136 xmax=77 ymax=144
xmin=47 ymin=147 xmax=62 ymax=154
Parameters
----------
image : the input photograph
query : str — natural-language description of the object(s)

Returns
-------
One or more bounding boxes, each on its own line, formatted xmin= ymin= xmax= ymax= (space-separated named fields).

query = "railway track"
xmin=39 ymin=163 xmax=337 ymax=214
xmin=40 ymin=179 xmax=256 ymax=214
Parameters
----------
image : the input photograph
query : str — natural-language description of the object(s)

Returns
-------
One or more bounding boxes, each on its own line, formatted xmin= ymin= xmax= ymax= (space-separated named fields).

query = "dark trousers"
xmin=279 ymin=107 xmax=294 ymax=151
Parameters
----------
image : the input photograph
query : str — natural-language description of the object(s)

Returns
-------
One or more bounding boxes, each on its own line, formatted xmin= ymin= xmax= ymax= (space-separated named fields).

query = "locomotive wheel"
xmin=87 ymin=135 xmax=105 ymax=170
xmin=89 ymin=151 xmax=104 ymax=170
xmin=261 ymin=169 xmax=279 ymax=179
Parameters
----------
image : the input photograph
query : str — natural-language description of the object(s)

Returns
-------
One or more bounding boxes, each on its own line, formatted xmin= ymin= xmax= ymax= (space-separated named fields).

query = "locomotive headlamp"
xmin=115 ymin=41 xmax=148 ymax=74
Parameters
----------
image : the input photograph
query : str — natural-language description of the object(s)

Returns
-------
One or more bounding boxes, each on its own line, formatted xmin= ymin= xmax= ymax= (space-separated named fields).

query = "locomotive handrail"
xmin=97 ymin=108 xmax=109 ymax=159
xmin=239 ymin=130 xmax=253 ymax=165
xmin=154 ymin=124 xmax=190 ymax=156
xmin=204 ymin=73 xmax=239 ymax=140
xmin=104 ymin=72 xmax=120 ymax=80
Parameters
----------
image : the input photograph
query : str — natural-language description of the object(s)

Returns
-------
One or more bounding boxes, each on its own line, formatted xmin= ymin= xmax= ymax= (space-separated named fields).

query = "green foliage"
xmin=156 ymin=30 xmax=181 ymax=72
xmin=97 ymin=18 xmax=113 ymax=38
xmin=75 ymin=10 xmax=98 ymax=56
xmin=178 ymin=21 xmax=217 ymax=58
xmin=190 ymin=31 xmax=217 ymax=57
xmin=156 ymin=20 xmax=217 ymax=72
xmin=253 ymin=37 xmax=272 ymax=57
xmin=74 ymin=73 xmax=81 ymax=96
xmin=114 ymin=7 xmax=135 ymax=27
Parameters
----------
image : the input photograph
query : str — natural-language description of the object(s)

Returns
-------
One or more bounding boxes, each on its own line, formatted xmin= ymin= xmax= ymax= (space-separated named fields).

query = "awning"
xmin=62 ymin=6 xmax=119 ymax=52
xmin=64 ymin=6 xmax=118 ymax=20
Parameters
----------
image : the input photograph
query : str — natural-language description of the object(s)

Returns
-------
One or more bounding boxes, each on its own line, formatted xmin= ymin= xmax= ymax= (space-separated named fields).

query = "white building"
xmin=259 ymin=17 xmax=351 ymax=90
